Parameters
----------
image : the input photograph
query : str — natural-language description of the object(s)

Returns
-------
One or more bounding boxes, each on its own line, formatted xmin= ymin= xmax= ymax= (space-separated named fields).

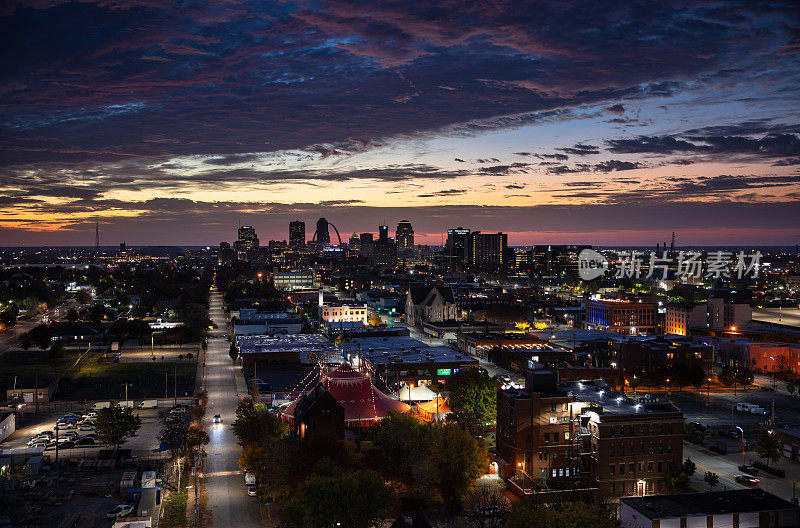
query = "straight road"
xmin=203 ymin=288 xmax=261 ymax=527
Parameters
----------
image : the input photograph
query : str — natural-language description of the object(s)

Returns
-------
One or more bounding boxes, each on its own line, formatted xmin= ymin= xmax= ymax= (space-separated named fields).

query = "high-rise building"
xmin=315 ymin=218 xmax=331 ymax=245
xmin=359 ymin=233 xmax=373 ymax=245
xmin=396 ymin=220 xmax=414 ymax=252
xmin=236 ymin=226 xmax=259 ymax=250
xmin=468 ymin=231 xmax=507 ymax=271
xmin=378 ymin=225 xmax=389 ymax=243
xmin=289 ymin=220 xmax=305 ymax=247
xmin=446 ymin=227 xmax=470 ymax=260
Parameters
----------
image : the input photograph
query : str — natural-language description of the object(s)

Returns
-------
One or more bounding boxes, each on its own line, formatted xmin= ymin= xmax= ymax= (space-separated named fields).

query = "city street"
xmin=752 ymin=307 xmax=800 ymax=327
xmin=203 ymin=289 xmax=262 ymax=527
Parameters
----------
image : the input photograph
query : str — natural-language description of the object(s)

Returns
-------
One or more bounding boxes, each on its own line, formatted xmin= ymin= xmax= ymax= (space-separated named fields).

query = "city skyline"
xmin=2 ymin=1 xmax=800 ymax=246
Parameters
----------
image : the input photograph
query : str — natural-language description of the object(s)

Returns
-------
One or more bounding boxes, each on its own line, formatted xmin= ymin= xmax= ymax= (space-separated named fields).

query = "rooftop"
xmin=565 ymin=380 xmax=680 ymax=416
xmin=620 ymin=489 xmax=796 ymax=519
xmin=237 ymin=334 xmax=335 ymax=354
xmin=339 ymin=336 xmax=477 ymax=366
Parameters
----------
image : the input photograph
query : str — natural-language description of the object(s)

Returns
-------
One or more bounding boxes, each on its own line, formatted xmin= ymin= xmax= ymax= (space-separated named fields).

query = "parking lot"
xmin=2 ymin=399 xmax=193 ymax=458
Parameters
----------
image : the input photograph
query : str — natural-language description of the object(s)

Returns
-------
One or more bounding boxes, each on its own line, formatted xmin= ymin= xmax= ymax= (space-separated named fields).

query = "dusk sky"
xmin=1 ymin=0 xmax=799 ymax=247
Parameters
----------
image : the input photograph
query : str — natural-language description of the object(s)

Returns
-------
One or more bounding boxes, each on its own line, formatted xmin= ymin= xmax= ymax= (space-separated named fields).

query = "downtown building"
xmin=496 ymin=368 xmax=683 ymax=498
xmin=467 ymin=231 xmax=508 ymax=271
xmin=289 ymin=220 xmax=305 ymax=247
xmin=585 ymin=299 xmax=657 ymax=335
xmin=395 ymin=220 xmax=414 ymax=253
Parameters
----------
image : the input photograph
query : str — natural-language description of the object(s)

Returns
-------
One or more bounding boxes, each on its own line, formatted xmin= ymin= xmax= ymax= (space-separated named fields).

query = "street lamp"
xmin=706 ymin=377 xmax=712 ymax=408
xmin=769 ymin=356 xmax=777 ymax=425
xmin=735 ymin=426 xmax=745 ymax=465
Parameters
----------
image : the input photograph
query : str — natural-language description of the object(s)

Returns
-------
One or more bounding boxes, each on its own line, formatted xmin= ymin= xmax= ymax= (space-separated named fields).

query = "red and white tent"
xmin=284 ymin=363 xmax=410 ymax=426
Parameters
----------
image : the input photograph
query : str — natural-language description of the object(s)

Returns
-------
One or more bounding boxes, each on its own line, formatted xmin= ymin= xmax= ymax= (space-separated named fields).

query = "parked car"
xmin=721 ymin=429 xmax=741 ymax=439
xmin=57 ymin=439 xmax=75 ymax=449
xmin=33 ymin=431 xmax=53 ymax=440
xmin=79 ymin=422 xmax=95 ymax=431
xmin=247 ymin=485 xmax=257 ymax=497
xmin=106 ymin=505 xmax=134 ymax=519
xmin=27 ymin=439 xmax=48 ymax=448
xmin=83 ymin=411 xmax=98 ymax=419
xmin=75 ymin=437 xmax=95 ymax=446
xmin=213 ymin=414 xmax=222 ymax=423
xmin=688 ymin=421 xmax=708 ymax=432
xmin=734 ymin=474 xmax=760 ymax=485
xmin=55 ymin=422 xmax=76 ymax=430
xmin=738 ymin=464 xmax=760 ymax=476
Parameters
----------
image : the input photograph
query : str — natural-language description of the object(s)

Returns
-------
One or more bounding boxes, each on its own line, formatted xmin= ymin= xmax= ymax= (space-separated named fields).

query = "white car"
xmin=213 ymin=414 xmax=222 ymax=423
xmin=106 ymin=504 xmax=134 ymax=519
xmin=247 ymin=485 xmax=257 ymax=497
xmin=79 ymin=422 xmax=95 ymax=431
xmin=27 ymin=438 xmax=48 ymax=448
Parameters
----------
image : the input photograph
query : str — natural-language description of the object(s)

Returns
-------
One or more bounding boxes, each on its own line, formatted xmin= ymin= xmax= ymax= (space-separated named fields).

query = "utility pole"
xmin=174 ymin=362 xmax=177 ymax=406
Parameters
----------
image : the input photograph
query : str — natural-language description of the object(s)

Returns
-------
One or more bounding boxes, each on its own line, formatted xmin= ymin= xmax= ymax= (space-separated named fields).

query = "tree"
xmin=736 ymin=369 xmax=754 ymax=390
xmin=465 ymin=481 xmax=510 ymax=528
xmin=185 ymin=422 xmax=210 ymax=459
xmin=786 ymin=382 xmax=796 ymax=395
xmin=682 ymin=458 xmax=697 ymax=478
xmin=24 ymin=324 xmax=51 ymax=350
xmin=229 ymin=343 xmax=238 ymax=361
xmin=446 ymin=369 xmax=499 ymax=435
xmin=371 ymin=412 xmax=424 ymax=482
xmin=367 ymin=312 xmax=382 ymax=327
xmin=49 ymin=341 xmax=66 ymax=360
xmin=664 ymin=467 xmax=691 ymax=492
xmin=704 ymin=471 xmax=719 ymax=491
xmin=281 ymin=468 xmax=397 ymax=528
xmin=505 ymin=502 xmax=618 ymax=528
xmin=159 ymin=424 xmax=188 ymax=460
xmin=424 ymin=422 xmax=488 ymax=508
xmin=65 ymin=308 xmax=79 ymax=322
xmin=95 ymin=406 xmax=142 ymax=452
xmin=75 ymin=289 xmax=91 ymax=305
xmin=231 ymin=399 xmax=285 ymax=445
xmin=755 ymin=430 xmax=782 ymax=467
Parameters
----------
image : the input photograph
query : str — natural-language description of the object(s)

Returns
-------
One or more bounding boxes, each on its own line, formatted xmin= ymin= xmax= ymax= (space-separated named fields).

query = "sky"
xmin=1 ymin=0 xmax=799 ymax=247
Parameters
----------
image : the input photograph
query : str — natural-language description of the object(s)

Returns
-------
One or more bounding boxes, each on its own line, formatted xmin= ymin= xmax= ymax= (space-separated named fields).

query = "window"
xmin=552 ymin=469 xmax=557 ymax=478
xmin=544 ymin=433 xmax=550 ymax=443
xmin=657 ymin=461 xmax=663 ymax=473
xmin=619 ymin=464 xmax=625 ymax=475
xmin=558 ymin=468 xmax=564 ymax=477
xmin=638 ymin=462 xmax=643 ymax=473
xmin=629 ymin=463 xmax=635 ymax=475
xmin=551 ymin=403 xmax=556 ymax=412
xmin=609 ymin=465 xmax=615 ymax=476
xmin=648 ymin=461 xmax=653 ymax=473
xmin=553 ymin=432 xmax=559 ymax=443
xmin=610 ymin=426 xmax=615 ymax=437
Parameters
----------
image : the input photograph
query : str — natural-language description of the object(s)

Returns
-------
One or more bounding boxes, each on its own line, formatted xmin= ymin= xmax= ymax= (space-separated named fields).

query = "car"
xmin=27 ymin=439 xmax=48 ymax=448
xmin=734 ymin=474 xmax=760 ymax=485
xmin=55 ymin=422 xmax=76 ymax=430
xmin=75 ymin=436 xmax=95 ymax=446
xmin=247 ymin=485 xmax=257 ymax=497
xmin=83 ymin=411 xmax=97 ymax=419
xmin=106 ymin=505 xmax=135 ymax=519
xmin=738 ymin=464 xmax=760 ymax=476
xmin=33 ymin=431 xmax=53 ymax=440
xmin=79 ymin=422 xmax=95 ymax=431
xmin=759 ymin=385 xmax=774 ymax=391
xmin=57 ymin=440 xmax=75 ymax=449
xmin=213 ymin=414 xmax=222 ymax=423
xmin=688 ymin=421 xmax=708 ymax=432
xmin=61 ymin=431 xmax=79 ymax=439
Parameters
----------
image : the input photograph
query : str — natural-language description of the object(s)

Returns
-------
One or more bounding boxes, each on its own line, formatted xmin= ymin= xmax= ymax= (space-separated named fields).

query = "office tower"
xmin=359 ymin=232 xmax=373 ymax=245
xmin=446 ymin=227 xmax=470 ymax=260
xmin=348 ymin=233 xmax=360 ymax=250
xmin=289 ymin=220 xmax=305 ymax=247
xmin=468 ymin=231 xmax=508 ymax=270
xmin=395 ymin=220 xmax=414 ymax=252
xmin=378 ymin=224 xmax=389 ymax=243
xmin=315 ymin=218 xmax=331 ymax=245
xmin=237 ymin=226 xmax=259 ymax=250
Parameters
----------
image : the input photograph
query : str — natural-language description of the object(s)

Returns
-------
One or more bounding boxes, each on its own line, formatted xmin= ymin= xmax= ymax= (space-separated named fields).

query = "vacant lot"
xmin=0 ymin=348 xmax=65 ymax=398
xmin=56 ymin=351 xmax=197 ymax=401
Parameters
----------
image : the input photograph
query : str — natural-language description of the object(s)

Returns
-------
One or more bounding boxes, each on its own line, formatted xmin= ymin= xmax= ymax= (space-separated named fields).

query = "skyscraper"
xmin=446 ymin=227 xmax=470 ymax=260
xmin=289 ymin=220 xmax=305 ymax=247
xmin=468 ymin=231 xmax=508 ymax=271
xmin=395 ymin=220 xmax=414 ymax=252
xmin=237 ymin=226 xmax=259 ymax=250
xmin=378 ymin=224 xmax=389 ymax=243
xmin=315 ymin=218 xmax=331 ymax=245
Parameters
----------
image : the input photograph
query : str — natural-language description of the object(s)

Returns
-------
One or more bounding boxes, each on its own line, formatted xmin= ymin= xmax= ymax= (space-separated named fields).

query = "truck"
xmin=138 ymin=400 xmax=158 ymax=409
xmin=244 ymin=472 xmax=256 ymax=486
xmin=91 ymin=401 xmax=111 ymax=411
xmin=736 ymin=403 xmax=754 ymax=412
xmin=116 ymin=400 xmax=135 ymax=409
xmin=749 ymin=406 xmax=769 ymax=416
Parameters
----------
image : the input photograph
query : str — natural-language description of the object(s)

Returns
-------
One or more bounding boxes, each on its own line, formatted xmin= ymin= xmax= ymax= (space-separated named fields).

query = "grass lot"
xmin=0 ymin=349 xmax=66 ymax=397
xmin=160 ymin=467 xmax=190 ymax=528
xmin=56 ymin=350 xmax=197 ymax=401
xmin=0 ymin=348 xmax=197 ymax=402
